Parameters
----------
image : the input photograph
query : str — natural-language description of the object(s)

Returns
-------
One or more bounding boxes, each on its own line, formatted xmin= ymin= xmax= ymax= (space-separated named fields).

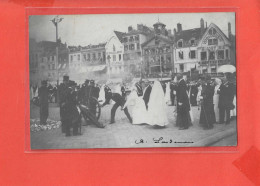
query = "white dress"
xmin=98 ymin=85 xmax=106 ymax=105
xmin=213 ymin=85 xmax=220 ymax=122
xmin=147 ymin=81 xmax=168 ymax=126
xmin=124 ymin=90 xmax=148 ymax=125
xmin=164 ymin=82 xmax=171 ymax=105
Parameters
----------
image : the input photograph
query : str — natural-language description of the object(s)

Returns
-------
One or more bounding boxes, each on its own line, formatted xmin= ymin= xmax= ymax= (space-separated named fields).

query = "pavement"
xmin=30 ymin=103 xmax=237 ymax=150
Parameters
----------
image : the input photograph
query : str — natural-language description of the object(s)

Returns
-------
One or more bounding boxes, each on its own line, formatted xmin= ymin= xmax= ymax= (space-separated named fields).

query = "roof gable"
xmin=198 ymin=23 xmax=231 ymax=46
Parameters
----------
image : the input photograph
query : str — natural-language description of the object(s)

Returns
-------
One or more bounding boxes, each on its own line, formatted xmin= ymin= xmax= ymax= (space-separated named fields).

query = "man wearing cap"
xmin=38 ymin=80 xmax=49 ymax=125
xmin=102 ymin=86 xmax=132 ymax=124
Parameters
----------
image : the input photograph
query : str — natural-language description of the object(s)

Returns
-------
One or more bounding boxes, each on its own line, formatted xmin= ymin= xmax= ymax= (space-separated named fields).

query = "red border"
xmin=25 ymin=7 xmax=239 ymax=153
xmin=1 ymin=0 xmax=260 ymax=185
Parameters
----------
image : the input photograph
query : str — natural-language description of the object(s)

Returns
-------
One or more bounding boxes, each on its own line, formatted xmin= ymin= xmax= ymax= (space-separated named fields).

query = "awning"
xmin=79 ymin=65 xmax=106 ymax=73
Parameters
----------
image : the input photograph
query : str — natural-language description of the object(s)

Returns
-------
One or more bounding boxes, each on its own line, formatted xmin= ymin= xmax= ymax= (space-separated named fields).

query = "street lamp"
xmin=51 ymin=15 xmax=63 ymax=104
xmin=51 ymin=16 xmax=63 ymax=84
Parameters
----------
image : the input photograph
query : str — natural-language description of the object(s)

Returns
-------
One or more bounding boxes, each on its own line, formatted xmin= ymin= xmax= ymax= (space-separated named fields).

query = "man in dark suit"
xmin=176 ymin=75 xmax=192 ymax=130
xmin=218 ymin=73 xmax=236 ymax=124
xmin=143 ymin=81 xmax=152 ymax=110
xmin=135 ymin=81 xmax=143 ymax=97
xmin=102 ymin=86 xmax=132 ymax=124
xmin=38 ymin=80 xmax=49 ymax=125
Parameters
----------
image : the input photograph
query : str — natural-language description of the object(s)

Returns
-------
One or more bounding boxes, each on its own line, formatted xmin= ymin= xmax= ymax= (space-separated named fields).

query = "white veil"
xmin=147 ymin=80 xmax=168 ymax=126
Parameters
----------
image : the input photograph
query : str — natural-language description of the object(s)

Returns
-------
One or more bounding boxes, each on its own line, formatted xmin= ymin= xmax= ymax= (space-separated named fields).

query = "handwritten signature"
xmin=135 ymin=137 xmax=194 ymax=144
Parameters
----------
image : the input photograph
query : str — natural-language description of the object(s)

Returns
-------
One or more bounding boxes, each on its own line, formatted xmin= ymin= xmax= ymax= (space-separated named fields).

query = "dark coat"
xmin=102 ymin=92 xmax=125 ymax=107
xmin=135 ymin=83 xmax=143 ymax=97
xmin=143 ymin=84 xmax=152 ymax=107
xmin=199 ymin=83 xmax=215 ymax=128
xmin=39 ymin=85 xmax=49 ymax=124
xmin=190 ymin=85 xmax=198 ymax=106
xmin=176 ymin=79 xmax=190 ymax=113
xmin=218 ymin=82 xmax=236 ymax=109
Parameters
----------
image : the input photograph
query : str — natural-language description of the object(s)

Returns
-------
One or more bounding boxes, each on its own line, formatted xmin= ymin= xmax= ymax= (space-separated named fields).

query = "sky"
xmin=29 ymin=12 xmax=235 ymax=46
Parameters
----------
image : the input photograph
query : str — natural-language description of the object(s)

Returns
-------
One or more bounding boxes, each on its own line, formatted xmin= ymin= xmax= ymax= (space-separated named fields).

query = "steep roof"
xmin=141 ymin=34 xmax=174 ymax=47
xmin=114 ymin=31 xmax=125 ymax=42
xmin=175 ymin=28 xmax=205 ymax=44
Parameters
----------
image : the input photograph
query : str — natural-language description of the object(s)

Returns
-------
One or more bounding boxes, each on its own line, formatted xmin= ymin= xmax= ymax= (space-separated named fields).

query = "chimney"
xmin=200 ymin=18 xmax=204 ymax=30
xmin=128 ymin=26 xmax=133 ymax=32
xmin=168 ymin=29 xmax=172 ymax=35
xmin=228 ymin=22 xmax=232 ymax=39
xmin=177 ymin=23 xmax=182 ymax=33
xmin=137 ymin=24 xmax=143 ymax=31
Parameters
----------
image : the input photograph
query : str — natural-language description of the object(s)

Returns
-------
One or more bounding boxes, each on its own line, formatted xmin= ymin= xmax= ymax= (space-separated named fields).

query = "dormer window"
xmin=177 ymin=40 xmax=183 ymax=48
xmin=190 ymin=39 xmax=195 ymax=46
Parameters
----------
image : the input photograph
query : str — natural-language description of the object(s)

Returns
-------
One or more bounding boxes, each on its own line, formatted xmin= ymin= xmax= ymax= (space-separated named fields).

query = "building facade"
xmin=122 ymin=24 xmax=154 ymax=76
xmin=105 ymin=31 xmax=125 ymax=78
xmin=141 ymin=22 xmax=174 ymax=78
xmin=197 ymin=23 xmax=232 ymax=74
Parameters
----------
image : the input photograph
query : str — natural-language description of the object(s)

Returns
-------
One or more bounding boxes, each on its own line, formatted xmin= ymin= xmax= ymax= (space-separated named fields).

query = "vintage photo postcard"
xmin=29 ymin=12 xmax=237 ymax=149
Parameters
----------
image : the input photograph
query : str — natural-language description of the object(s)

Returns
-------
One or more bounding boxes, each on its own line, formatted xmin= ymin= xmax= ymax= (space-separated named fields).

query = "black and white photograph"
xmin=29 ymin=12 xmax=237 ymax=149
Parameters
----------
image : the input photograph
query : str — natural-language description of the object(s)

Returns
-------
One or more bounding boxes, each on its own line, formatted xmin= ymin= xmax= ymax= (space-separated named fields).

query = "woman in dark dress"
xmin=199 ymin=79 xmax=216 ymax=129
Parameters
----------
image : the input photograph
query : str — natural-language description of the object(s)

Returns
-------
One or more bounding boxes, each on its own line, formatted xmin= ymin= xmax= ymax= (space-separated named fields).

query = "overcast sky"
xmin=29 ymin=12 xmax=235 ymax=46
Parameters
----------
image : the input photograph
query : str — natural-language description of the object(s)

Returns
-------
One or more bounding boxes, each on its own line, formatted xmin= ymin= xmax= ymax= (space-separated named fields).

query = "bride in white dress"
xmin=123 ymin=86 xmax=148 ymax=125
xmin=147 ymin=80 xmax=168 ymax=127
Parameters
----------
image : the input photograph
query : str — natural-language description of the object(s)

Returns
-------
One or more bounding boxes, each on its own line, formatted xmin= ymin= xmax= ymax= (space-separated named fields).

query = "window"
xmin=225 ymin=49 xmax=229 ymax=59
xmin=178 ymin=51 xmax=184 ymax=60
xmin=180 ymin=64 xmax=184 ymax=72
xmin=130 ymin=44 xmax=135 ymax=50
xmin=87 ymin=54 xmax=90 ymax=61
xmin=123 ymin=37 xmax=128 ymax=43
xmin=209 ymin=28 xmax=217 ymax=35
xmin=98 ymin=53 xmax=101 ymax=59
xmin=135 ymin=35 xmax=139 ymax=41
xmin=52 ymin=56 xmax=55 ymax=61
xmin=177 ymin=40 xmax=183 ymax=48
xmin=189 ymin=50 xmax=196 ymax=59
xmin=83 ymin=54 xmax=86 ymax=61
xmin=201 ymin=51 xmax=207 ymax=60
xmin=209 ymin=51 xmax=215 ymax=60
xmin=77 ymin=54 xmax=80 ymax=60
xmin=119 ymin=54 xmax=121 ymax=61
xmin=92 ymin=53 xmax=96 ymax=60
xmin=113 ymin=55 xmax=116 ymax=61
xmin=211 ymin=67 xmax=216 ymax=73
xmin=190 ymin=39 xmax=195 ymax=46
xmin=217 ymin=50 xmax=224 ymax=60
xmin=124 ymin=45 xmax=128 ymax=51
xmin=130 ymin=36 xmax=134 ymax=42
xmin=70 ymin=55 xmax=73 ymax=61
xmin=208 ymin=38 xmax=218 ymax=45
xmin=52 ymin=64 xmax=55 ymax=70
xmin=137 ymin=43 xmax=140 ymax=50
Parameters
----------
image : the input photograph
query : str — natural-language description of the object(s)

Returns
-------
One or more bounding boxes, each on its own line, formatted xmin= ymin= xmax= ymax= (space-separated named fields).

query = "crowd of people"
xmin=33 ymin=72 xmax=236 ymax=137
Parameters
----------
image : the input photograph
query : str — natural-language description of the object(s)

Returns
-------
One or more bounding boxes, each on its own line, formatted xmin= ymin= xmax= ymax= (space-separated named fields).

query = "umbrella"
xmin=218 ymin=65 xmax=236 ymax=73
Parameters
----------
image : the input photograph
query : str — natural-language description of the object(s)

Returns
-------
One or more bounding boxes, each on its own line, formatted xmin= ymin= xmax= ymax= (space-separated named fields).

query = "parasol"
xmin=218 ymin=65 xmax=236 ymax=73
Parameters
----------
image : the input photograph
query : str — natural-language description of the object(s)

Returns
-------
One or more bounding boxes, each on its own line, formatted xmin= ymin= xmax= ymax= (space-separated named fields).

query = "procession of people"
xmin=33 ymin=71 xmax=236 ymax=137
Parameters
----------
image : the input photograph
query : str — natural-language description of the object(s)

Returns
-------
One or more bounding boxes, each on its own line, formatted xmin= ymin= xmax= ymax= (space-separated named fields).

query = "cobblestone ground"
xmin=30 ymin=103 xmax=237 ymax=149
